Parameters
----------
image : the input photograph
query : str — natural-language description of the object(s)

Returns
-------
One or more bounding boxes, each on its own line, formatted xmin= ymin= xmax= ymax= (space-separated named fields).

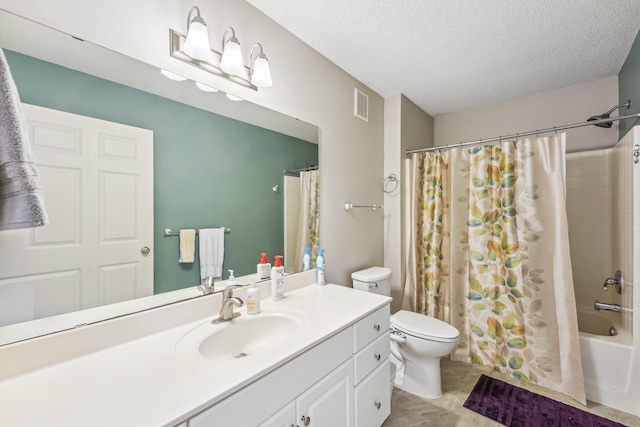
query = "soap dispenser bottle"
xmin=257 ymin=252 xmax=271 ymax=280
xmin=226 ymin=270 xmax=237 ymax=288
xmin=271 ymin=255 xmax=284 ymax=301
xmin=246 ymin=278 xmax=261 ymax=314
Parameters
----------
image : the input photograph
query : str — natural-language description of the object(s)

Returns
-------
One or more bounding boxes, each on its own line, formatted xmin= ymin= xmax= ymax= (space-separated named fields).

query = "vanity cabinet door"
xmin=354 ymin=360 xmax=390 ymax=427
xmin=296 ymin=359 xmax=353 ymax=427
xmin=259 ymin=401 xmax=296 ymax=427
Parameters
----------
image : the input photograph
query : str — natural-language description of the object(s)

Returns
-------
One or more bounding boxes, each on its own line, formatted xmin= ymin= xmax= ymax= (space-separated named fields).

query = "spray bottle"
xmin=316 ymin=249 xmax=325 ymax=286
xmin=302 ymin=247 xmax=312 ymax=271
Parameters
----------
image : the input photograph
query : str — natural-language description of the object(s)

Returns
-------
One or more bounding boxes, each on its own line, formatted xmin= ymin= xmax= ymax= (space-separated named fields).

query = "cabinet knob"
xmin=374 ymin=401 xmax=381 ymax=409
xmin=301 ymin=415 xmax=311 ymax=426
xmin=373 ymin=324 xmax=380 ymax=331
xmin=374 ymin=353 xmax=381 ymax=361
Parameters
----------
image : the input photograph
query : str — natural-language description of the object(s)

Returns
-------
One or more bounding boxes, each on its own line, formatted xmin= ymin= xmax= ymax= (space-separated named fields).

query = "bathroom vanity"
xmin=0 ymin=273 xmax=391 ymax=427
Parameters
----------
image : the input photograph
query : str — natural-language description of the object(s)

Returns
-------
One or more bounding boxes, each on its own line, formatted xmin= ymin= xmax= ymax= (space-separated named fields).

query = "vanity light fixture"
xmin=249 ymin=43 xmax=272 ymax=88
xmin=182 ymin=6 xmax=213 ymax=62
xmin=168 ymin=7 xmax=273 ymax=91
xmin=160 ymin=69 xmax=188 ymax=81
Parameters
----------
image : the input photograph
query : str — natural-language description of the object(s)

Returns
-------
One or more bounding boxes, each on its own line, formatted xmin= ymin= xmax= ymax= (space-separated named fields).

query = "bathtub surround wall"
xmin=5 ymin=50 xmax=318 ymax=293
xmin=0 ymin=0 xmax=385 ymax=287
xmin=618 ymin=30 xmax=640 ymax=140
xmin=566 ymin=151 xmax=619 ymax=318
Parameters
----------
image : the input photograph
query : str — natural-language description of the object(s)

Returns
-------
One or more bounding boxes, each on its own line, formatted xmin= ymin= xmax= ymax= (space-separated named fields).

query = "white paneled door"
xmin=0 ymin=104 xmax=153 ymax=326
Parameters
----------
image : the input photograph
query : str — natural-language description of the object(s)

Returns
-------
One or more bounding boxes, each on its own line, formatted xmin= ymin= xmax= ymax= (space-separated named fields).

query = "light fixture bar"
xmin=169 ymin=29 xmax=257 ymax=91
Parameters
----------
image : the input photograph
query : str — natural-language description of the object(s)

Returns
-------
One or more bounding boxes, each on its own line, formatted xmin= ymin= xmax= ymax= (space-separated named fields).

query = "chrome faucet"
xmin=198 ymin=276 xmax=216 ymax=295
xmin=594 ymin=300 xmax=621 ymax=313
xmin=212 ymin=284 xmax=244 ymax=324
xmin=602 ymin=270 xmax=624 ymax=294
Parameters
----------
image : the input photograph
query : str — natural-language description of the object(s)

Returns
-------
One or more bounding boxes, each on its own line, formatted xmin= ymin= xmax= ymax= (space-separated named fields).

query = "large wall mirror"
xmin=0 ymin=10 xmax=319 ymax=345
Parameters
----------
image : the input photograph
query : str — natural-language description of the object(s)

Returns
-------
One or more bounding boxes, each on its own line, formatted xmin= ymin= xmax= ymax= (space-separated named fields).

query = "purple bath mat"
xmin=463 ymin=374 xmax=626 ymax=427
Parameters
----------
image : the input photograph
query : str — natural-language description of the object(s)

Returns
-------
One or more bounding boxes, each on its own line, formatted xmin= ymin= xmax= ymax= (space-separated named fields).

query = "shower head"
xmin=587 ymin=100 xmax=631 ymax=128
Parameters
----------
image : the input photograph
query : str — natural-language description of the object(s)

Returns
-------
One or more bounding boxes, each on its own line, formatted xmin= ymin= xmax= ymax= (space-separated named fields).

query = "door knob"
xmin=141 ymin=246 xmax=151 ymax=255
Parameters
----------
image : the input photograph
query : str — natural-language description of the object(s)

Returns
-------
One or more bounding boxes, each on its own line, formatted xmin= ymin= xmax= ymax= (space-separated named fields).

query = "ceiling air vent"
xmin=354 ymin=88 xmax=369 ymax=122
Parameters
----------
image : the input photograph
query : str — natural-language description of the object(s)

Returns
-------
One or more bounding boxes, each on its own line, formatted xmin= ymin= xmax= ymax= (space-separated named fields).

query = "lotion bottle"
xmin=257 ymin=252 xmax=271 ymax=280
xmin=246 ymin=277 xmax=261 ymax=314
xmin=316 ymin=248 xmax=325 ymax=286
xmin=271 ymin=255 xmax=284 ymax=300
xmin=302 ymin=247 xmax=312 ymax=271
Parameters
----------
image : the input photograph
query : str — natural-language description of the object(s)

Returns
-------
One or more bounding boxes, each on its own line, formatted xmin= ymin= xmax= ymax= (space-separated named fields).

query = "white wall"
xmin=0 ymin=0 xmax=385 ymax=285
xmin=384 ymin=95 xmax=433 ymax=313
xmin=434 ymin=76 xmax=619 ymax=152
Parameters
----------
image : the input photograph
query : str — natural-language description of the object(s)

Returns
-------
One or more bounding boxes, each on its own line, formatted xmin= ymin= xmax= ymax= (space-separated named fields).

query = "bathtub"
xmin=577 ymin=309 xmax=636 ymax=413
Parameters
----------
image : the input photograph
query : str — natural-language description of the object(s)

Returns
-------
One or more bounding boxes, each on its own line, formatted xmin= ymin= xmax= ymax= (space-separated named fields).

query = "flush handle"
xmin=369 ymin=282 xmax=378 ymax=289
xmin=301 ymin=415 xmax=311 ymax=426
xmin=373 ymin=324 xmax=380 ymax=331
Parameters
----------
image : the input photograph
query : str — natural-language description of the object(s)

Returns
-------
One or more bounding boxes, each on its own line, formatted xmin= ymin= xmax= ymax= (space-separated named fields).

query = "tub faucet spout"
xmin=594 ymin=300 xmax=621 ymax=313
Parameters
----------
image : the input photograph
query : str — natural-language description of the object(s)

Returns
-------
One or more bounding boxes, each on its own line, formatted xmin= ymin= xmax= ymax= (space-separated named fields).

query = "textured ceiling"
xmin=247 ymin=0 xmax=640 ymax=116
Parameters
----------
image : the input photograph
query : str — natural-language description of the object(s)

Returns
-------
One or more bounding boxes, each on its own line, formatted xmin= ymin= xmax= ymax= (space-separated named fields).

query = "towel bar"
xmin=164 ymin=227 xmax=230 ymax=236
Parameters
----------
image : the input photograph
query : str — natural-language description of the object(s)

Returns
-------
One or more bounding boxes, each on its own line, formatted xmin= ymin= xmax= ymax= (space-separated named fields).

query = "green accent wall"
xmin=5 ymin=50 xmax=318 ymax=294
xmin=619 ymin=30 xmax=640 ymax=140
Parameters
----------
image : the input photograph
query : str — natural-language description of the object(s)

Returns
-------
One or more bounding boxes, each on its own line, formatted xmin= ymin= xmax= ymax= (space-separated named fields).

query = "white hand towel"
xmin=0 ymin=48 xmax=48 ymax=230
xmin=199 ymin=227 xmax=225 ymax=282
xmin=179 ymin=229 xmax=195 ymax=263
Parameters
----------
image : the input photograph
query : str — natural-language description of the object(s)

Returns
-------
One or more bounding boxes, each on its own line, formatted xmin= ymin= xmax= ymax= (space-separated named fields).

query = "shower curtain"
xmin=402 ymin=135 xmax=586 ymax=404
xmin=293 ymin=169 xmax=320 ymax=270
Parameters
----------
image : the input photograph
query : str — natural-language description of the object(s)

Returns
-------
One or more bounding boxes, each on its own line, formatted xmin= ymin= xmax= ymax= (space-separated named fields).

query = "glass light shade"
xmin=183 ymin=20 xmax=213 ymax=62
xmin=251 ymin=55 xmax=272 ymax=87
xmin=195 ymin=82 xmax=219 ymax=92
xmin=225 ymin=93 xmax=244 ymax=101
xmin=220 ymin=40 xmax=244 ymax=76
xmin=160 ymin=69 xmax=188 ymax=81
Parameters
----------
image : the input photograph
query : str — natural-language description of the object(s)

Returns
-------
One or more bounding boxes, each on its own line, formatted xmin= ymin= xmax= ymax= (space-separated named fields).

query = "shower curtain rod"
xmin=405 ymin=112 xmax=640 ymax=155
xmin=284 ymin=165 xmax=318 ymax=174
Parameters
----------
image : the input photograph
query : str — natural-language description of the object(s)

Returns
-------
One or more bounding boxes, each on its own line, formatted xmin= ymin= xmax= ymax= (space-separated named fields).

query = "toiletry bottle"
xmin=271 ymin=255 xmax=285 ymax=300
xmin=302 ymin=247 xmax=312 ymax=271
xmin=316 ymin=249 xmax=325 ymax=286
xmin=246 ymin=277 xmax=261 ymax=314
xmin=226 ymin=270 xmax=237 ymax=288
xmin=257 ymin=252 xmax=271 ymax=280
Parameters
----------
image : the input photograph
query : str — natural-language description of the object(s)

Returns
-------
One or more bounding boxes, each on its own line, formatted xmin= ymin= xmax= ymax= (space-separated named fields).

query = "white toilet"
xmin=352 ymin=267 xmax=460 ymax=399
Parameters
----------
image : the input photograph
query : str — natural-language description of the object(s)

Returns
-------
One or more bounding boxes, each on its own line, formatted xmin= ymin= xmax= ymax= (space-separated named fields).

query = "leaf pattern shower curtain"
xmin=293 ymin=169 xmax=320 ymax=270
xmin=402 ymin=135 xmax=586 ymax=404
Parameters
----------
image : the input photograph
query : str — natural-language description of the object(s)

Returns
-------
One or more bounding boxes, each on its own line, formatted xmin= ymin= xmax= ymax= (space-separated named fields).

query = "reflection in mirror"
xmin=0 ymin=10 xmax=319 ymax=346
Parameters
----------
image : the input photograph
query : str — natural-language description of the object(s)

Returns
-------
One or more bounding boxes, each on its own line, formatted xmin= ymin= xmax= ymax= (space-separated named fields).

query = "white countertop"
xmin=0 ymin=283 xmax=390 ymax=426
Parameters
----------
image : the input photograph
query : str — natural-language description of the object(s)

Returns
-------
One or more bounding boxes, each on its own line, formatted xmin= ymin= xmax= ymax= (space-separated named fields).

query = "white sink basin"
xmin=176 ymin=308 xmax=308 ymax=362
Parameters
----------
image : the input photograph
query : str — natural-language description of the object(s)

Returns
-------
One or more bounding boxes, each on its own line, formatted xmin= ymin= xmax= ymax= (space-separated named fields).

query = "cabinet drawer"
xmin=354 ymin=333 xmax=390 ymax=384
xmin=353 ymin=305 xmax=390 ymax=352
xmin=354 ymin=360 xmax=391 ymax=427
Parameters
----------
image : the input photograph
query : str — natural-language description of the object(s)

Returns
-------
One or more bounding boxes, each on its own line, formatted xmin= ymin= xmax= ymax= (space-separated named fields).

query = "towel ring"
xmin=382 ymin=174 xmax=398 ymax=193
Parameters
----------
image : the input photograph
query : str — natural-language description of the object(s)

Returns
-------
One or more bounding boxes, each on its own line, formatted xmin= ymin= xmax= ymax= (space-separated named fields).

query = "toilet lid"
xmin=391 ymin=310 xmax=460 ymax=342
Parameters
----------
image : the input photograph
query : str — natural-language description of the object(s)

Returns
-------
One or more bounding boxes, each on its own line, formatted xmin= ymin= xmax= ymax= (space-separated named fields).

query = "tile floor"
xmin=382 ymin=358 xmax=640 ymax=427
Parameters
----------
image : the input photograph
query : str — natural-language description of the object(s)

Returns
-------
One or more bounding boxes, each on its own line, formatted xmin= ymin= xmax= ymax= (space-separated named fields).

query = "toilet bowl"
xmin=389 ymin=310 xmax=459 ymax=399
xmin=352 ymin=267 xmax=460 ymax=400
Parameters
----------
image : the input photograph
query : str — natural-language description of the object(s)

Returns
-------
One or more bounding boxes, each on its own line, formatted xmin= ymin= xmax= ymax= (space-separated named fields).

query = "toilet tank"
xmin=351 ymin=267 xmax=392 ymax=296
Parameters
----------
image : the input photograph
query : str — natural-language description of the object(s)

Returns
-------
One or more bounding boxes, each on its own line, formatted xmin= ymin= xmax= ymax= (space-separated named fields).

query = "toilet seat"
xmin=391 ymin=310 xmax=459 ymax=343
